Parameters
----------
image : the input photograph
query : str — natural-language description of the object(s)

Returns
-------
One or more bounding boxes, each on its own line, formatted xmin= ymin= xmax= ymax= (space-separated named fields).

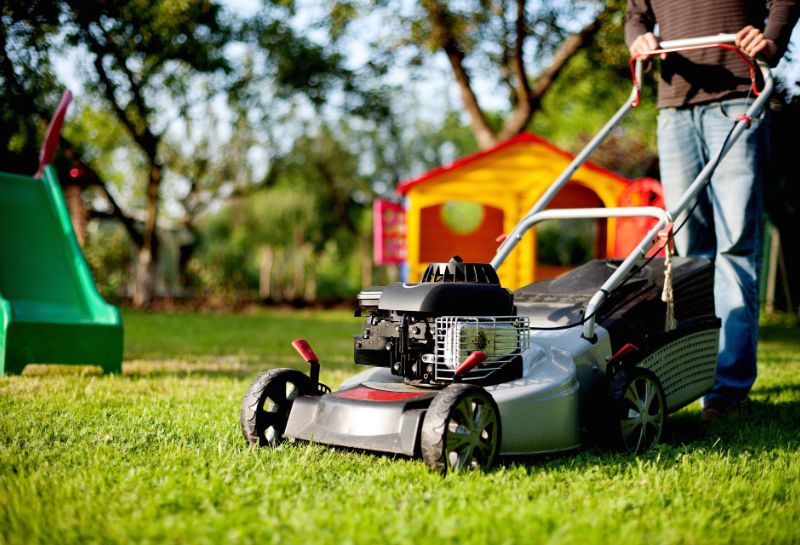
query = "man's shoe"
xmin=700 ymin=397 xmax=739 ymax=422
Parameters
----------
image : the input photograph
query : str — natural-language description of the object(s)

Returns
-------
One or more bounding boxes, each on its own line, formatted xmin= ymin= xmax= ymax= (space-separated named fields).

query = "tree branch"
xmin=98 ymin=23 xmax=151 ymax=126
xmin=424 ymin=0 xmax=498 ymax=149
xmin=79 ymin=21 xmax=160 ymax=161
xmin=497 ymin=14 xmax=602 ymax=141
xmin=511 ymin=0 xmax=533 ymax=106
xmin=530 ymin=16 xmax=602 ymax=100
xmin=60 ymin=136 xmax=144 ymax=246
xmin=493 ymin=0 xmax=516 ymax=100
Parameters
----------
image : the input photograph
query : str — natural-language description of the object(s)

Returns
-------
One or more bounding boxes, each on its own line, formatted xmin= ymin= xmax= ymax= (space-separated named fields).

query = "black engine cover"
xmin=353 ymin=259 xmax=515 ymax=383
xmin=377 ymin=282 xmax=514 ymax=316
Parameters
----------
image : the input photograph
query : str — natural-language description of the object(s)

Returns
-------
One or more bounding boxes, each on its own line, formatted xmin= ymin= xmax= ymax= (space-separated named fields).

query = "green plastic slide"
xmin=0 ymin=92 xmax=123 ymax=375
xmin=0 ymin=166 xmax=123 ymax=375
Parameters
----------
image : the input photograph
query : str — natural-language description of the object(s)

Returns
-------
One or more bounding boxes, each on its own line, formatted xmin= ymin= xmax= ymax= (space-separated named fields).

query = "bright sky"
xmin=49 ymin=1 xmax=800 ymax=220
xmin=218 ymin=0 xmax=800 ymax=101
xmin=54 ymin=1 xmax=800 ymax=119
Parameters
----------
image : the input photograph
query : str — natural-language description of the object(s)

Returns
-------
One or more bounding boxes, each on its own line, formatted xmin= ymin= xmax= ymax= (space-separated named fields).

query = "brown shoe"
xmin=700 ymin=397 xmax=739 ymax=422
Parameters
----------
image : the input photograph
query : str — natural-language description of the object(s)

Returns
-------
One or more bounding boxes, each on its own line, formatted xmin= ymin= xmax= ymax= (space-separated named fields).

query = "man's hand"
xmin=735 ymin=26 xmax=777 ymax=60
xmin=629 ymin=32 xmax=665 ymax=59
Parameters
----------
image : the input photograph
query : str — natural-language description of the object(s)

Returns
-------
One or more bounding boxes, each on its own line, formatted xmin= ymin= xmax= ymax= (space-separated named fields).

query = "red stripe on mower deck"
xmin=335 ymin=386 xmax=428 ymax=402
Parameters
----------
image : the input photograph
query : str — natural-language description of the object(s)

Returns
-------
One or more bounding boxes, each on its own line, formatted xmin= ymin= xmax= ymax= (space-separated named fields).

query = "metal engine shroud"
xmin=285 ymin=257 xmax=721 ymax=457
xmin=353 ymin=260 xmax=524 ymax=385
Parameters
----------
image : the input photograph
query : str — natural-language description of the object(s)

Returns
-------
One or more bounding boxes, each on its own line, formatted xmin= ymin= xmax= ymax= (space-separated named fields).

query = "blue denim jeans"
xmin=657 ymin=97 xmax=768 ymax=405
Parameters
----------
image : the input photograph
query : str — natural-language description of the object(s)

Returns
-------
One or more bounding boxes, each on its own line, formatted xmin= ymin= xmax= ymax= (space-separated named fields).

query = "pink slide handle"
xmin=36 ymin=90 xmax=73 ymax=179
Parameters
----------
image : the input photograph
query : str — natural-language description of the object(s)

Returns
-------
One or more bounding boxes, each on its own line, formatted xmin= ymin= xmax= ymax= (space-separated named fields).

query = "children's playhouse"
xmin=375 ymin=132 xmax=661 ymax=290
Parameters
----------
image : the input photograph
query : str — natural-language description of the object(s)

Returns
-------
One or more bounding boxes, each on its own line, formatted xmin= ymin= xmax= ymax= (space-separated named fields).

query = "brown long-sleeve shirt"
xmin=625 ymin=0 xmax=799 ymax=108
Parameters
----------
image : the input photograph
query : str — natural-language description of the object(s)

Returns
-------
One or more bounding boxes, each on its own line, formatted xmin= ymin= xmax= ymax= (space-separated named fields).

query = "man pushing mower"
xmin=625 ymin=0 xmax=799 ymax=420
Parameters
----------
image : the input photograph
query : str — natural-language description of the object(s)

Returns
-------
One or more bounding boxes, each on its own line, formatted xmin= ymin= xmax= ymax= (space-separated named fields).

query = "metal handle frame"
xmin=488 ymin=34 xmax=774 ymax=340
xmin=497 ymin=206 xmax=669 ymax=241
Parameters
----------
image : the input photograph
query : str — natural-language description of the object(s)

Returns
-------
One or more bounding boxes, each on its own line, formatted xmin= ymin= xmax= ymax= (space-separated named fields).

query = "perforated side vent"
xmin=421 ymin=257 xmax=500 ymax=284
xmin=637 ymin=329 xmax=719 ymax=411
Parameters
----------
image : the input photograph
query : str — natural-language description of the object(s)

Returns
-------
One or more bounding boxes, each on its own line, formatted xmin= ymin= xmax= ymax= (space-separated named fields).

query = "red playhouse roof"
xmin=397 ymin=132 xmax=629 ymax=195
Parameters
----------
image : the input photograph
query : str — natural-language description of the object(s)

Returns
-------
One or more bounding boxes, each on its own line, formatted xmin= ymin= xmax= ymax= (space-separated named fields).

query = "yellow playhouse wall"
xmin=403 ymin=148 xmax=627 ymax=290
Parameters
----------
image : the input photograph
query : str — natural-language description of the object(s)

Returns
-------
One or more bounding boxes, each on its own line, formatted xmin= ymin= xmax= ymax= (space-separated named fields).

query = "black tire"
xmin=604 ymin=367 xmax=666 ymax=453
xmin=421 ymin=383 xmax=501 ymax=474
xmin=240 ymin=368 xmax=311 ymax=447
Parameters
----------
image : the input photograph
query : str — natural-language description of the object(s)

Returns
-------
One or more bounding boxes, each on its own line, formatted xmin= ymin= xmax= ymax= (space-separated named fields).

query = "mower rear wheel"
xmin=240 ymin=368 xmax=311 ymax=447
xmin=606 ymin=367 xmax=666 ymax=453
xmin=421 ymin=384 xmax=501 ymax=474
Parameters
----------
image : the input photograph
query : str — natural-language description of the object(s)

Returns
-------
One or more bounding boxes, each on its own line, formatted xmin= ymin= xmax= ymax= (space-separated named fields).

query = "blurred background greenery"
xmin=2 ymin=0 xmax=798 ymax=310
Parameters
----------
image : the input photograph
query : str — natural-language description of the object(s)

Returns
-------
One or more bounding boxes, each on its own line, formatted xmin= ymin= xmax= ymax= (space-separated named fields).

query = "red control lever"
xmin=291 ymin=339 xmax=320 ymax=389
xmin=609 ymin=343 xmax=638 ymax=366
xmin=454 ymin=351 xmax=488 ymax=378
xmin=292 ymin=339 xmax=319 ymax=363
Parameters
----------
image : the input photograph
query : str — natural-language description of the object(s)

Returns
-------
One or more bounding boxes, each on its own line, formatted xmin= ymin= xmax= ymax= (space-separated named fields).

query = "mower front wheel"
xmin=421 ymin=383 xmax=501 ymax=474
xmin=240 ymin=368 xmax=311 ymax=447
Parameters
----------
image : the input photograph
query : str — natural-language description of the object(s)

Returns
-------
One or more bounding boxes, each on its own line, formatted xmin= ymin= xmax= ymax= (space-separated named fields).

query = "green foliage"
xmin=1 ymin=310 xmax=799 ymax=545
xmin=188 ymin=205 xmax=261 ymax=298
xmin=83 ymin=222 xmax=134 ymax=301
xmin=187 ymin=125 xmax=372 ymax=301
xmin=529 ymin=41 xmax=660 ymax=179
xmin=64 ymin=0 xmax=231 ymax=102
xmin=64 ymin=106 xmax=148 ymax=201
xmin=0 ymin=1 xmax=63 ymax=173
xmin=764 ymin=92 xmax=800 ymax=313
xmin=536 ymin=219 xmax=596 ymax=266
xmin=278 ymin=125 xmax=372 ymax=241
xmin=254 ymin=19 xmax=348 ymax=106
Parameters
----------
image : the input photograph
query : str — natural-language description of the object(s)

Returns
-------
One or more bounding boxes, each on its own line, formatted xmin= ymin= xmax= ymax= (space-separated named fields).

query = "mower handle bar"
xmin=488 ymin=34 xmax=774 ymax=341
xmin=496 ymin=206 xmax=669 ymax=243
xmin=659 ymin=34 xmax=737 ymax=49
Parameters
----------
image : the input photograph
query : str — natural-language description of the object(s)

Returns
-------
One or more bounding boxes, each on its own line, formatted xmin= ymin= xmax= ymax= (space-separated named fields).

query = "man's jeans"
xmin=657 ymin=97 xmax=768 ymax=404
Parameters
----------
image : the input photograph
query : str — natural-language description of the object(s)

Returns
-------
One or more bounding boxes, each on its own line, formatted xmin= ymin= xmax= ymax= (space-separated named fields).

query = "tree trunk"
xmin=259 ymin=245 xmax=273 ymax=300
xmin=424 ymin=0 xmax=604 ymax=149
xmin=292 ymin=253 xmax=304 ymax=302
xmin=303 ymin=244 xmax=316 ymax=304
xmin=131 ymin=166 xmax=162 ymax=307
xmin=177 ymin=240 xmax=196 ymax=294
xmin=361 ymin=233 xmax=373 ymax=290
xmin=424 ymin=0 xmax=498 ymax=149
xmin=288 ymin=229 xmax=305 ymax=302
xmin=64 ymin=184 xmax=88 ymax=247
xmin=387 ymin=264 xmax=400 ymax=283
xmin=132 ymin=245 xmax=157 ymax=307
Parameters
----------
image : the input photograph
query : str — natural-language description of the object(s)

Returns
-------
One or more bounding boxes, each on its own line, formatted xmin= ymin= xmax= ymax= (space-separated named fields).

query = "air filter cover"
xmin=420 ymin=256 xmax=500 ymax=284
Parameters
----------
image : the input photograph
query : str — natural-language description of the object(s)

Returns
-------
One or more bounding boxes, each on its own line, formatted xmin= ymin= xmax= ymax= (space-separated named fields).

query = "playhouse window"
xmin=440 ymin=201 xmax=484 ymax=235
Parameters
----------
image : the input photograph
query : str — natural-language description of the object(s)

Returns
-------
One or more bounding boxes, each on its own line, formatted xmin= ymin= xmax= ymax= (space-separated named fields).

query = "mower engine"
xmin=353 ymin=258 xmax=530 ymax=386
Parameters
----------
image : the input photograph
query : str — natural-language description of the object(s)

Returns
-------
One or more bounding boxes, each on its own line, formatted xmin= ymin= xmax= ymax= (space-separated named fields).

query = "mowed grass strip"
xmin=1 ymin=309 xmax=799 ymax=545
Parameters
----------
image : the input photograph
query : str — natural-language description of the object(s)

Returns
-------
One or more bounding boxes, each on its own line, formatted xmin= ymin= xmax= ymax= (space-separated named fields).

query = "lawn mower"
xmin=240 ymin=35 xmax=773 ymax=473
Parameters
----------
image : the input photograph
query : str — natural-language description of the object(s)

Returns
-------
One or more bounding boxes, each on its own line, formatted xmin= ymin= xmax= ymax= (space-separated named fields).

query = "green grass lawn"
xmin=2 ymin=308 xmax=799 ymax=545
